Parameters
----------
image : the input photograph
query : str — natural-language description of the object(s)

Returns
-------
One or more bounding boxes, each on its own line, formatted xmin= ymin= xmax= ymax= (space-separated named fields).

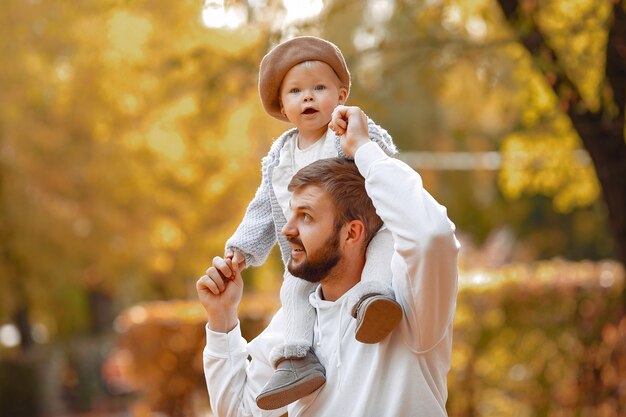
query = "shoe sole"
xmin=355 ymin=296 xmax=402 ymax=344
xmin=256 ymin=372 xmax=326 ymax=410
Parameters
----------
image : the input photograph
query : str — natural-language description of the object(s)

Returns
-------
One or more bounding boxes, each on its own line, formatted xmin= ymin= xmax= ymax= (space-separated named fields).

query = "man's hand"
xmin=196 ymin=256 xmax=244 ymax=333
xmin=329 ymin=105 xmax=371 ymax=158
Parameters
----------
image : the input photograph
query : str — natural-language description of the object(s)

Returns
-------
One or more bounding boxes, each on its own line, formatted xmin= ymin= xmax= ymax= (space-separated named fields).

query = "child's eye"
xmin=314 ymin=85 xmax=326 ymax=91
xmin=290 ymin=88 xmax=300 ymax=94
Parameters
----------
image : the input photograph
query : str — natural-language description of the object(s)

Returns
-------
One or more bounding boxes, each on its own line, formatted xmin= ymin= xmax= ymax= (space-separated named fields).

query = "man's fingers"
xmin=206 ymin=267 xmax=227 ymax=292
xmin=330 ymin=121 xmax=347 ymax=136
xmin=212 ymin=256 xmax=232 ymax=278
xmin=197 ymin=274 xmax=221 ymax=295
xmin=332 ymin=105 xmax=365 ymax=123
xmin=330 ymin=114 xmax=347 ymax=129
xmin=332 ymin=104 xmax=348 ymax=118
xmin=331 ymin=106 xmax=348 ymax=127
xmin=331 ymin=105 xmax=360 ymax=136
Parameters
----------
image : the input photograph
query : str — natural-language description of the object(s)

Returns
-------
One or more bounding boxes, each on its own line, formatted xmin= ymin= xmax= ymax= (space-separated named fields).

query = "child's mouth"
xmin=302 ymin=108 xmax=317 ymax=115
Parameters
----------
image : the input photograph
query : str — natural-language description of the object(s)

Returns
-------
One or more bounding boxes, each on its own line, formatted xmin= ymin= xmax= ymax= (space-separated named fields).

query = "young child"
xmin=223 ymin=36 xmax=401 ymax=410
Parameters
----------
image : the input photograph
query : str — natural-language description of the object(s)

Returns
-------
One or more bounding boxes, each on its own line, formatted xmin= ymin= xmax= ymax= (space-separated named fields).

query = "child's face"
xmin=279 ymin=61 xmax=348 ymax=139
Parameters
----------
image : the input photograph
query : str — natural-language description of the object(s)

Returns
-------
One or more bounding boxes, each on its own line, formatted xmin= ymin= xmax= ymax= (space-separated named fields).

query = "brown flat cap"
xmin=259 ymin=36 xmax=351 ymax=122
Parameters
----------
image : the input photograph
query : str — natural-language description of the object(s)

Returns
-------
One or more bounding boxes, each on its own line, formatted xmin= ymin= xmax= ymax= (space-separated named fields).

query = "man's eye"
xmin=303 ymin=213 xmax=311 ymax=222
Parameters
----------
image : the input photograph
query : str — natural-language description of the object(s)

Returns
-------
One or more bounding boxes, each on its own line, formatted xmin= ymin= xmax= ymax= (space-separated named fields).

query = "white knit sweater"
xmin=225 ymin=118 xmax=397 ymax=268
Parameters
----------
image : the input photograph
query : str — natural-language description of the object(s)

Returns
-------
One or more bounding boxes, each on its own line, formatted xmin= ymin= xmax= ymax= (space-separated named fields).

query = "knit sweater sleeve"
xmin=225 ymin=146 xmax=280 ymax=268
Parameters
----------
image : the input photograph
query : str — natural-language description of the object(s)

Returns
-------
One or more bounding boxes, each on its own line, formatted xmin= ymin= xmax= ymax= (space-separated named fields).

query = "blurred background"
xmin=1 ymin=0 xmax=625 ymax=416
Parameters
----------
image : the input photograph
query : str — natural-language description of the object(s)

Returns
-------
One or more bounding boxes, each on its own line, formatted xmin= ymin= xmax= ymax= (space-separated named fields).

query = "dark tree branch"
xmin=606 ymin=3 xmax=626 ymax=117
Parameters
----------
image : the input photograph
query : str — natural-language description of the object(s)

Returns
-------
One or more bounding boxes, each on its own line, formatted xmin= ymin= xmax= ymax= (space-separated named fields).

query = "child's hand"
xmin=224 ymin=249 xmax=246 ymax=274
xmin=329 ymin=105 xmax=371 ymax=158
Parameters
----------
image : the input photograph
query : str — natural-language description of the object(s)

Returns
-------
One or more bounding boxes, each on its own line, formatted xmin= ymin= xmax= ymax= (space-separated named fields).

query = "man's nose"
xmin=281 ymin=216 xmax=297 ymax=237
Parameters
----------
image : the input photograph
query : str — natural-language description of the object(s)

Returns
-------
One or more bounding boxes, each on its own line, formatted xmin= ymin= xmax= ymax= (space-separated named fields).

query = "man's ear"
xmin=344 ymin=220 xmax=365 ymax=247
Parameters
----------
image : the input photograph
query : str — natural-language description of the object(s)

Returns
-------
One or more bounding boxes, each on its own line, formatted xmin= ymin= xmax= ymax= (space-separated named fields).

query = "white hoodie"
xmin=203 ymin=142 xmax=460 ymax=417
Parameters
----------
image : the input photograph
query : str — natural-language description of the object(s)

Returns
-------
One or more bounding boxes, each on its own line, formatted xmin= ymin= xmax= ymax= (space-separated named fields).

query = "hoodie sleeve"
xmin=203 ymin=314 xmax=288 ymax=417
xmin=355 ymin=142 xmax=460 ymax=353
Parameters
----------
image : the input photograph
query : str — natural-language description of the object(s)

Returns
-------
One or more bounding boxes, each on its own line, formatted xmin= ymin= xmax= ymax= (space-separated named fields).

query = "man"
xmin=196 ymin=105 xmax=460 ymax=417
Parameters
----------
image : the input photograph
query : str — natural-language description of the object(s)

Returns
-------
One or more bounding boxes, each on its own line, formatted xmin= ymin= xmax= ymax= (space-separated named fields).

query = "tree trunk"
xmin=497 ymin=0 xmax=626 ymax=266
xmin=582 ymin=2 xmax=626 ymax=266
xmin=13 ymin=307 xmax=33 ymax=350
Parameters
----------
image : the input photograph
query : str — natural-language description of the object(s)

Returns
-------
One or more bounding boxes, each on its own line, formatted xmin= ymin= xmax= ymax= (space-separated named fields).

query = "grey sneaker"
xmin=256 ymin=350 xmax=326 ymax=410
xmin=354 ymin=294 xmax=402 ymax=344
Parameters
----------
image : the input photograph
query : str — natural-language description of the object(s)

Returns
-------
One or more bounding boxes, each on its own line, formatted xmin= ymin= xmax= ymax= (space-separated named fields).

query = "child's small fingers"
xmin=232 ymin=252 xmax=246 ymax=271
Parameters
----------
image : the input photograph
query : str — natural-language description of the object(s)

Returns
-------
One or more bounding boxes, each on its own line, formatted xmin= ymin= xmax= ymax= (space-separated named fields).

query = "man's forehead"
xmin=290 ymin=185 xmax=329 ymax=209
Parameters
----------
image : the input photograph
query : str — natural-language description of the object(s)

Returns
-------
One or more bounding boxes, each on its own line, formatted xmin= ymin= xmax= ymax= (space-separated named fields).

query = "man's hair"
xmin=288 ymin=158 xmax=383 ymax=246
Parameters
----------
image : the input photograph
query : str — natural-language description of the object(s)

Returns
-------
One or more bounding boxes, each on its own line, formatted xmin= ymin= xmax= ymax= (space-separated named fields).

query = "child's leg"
xmin=348 ymin=226 xmax=402 ymax=344
xmin=348 ymin=226 xmax=395 ymax=313
xmin=269 ymin=270 xmax=317 ymax=365
xmin=256 ymin=270 xmax=324 ymax=410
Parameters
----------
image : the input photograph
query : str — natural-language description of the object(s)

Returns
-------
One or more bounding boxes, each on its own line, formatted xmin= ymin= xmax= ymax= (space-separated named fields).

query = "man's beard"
xmin=287 ymin=233 xmax=341 ymax=283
